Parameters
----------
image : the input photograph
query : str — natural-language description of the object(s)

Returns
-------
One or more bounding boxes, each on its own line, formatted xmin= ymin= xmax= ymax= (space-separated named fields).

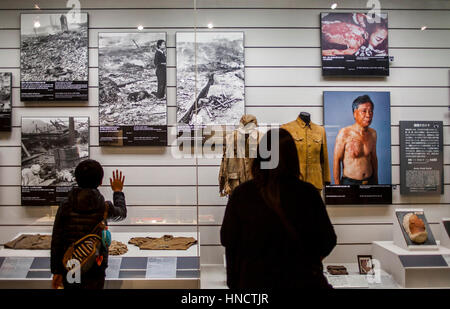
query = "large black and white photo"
xmin=176 ymin=32 xmax=244 ymax=135
xmin=0 ymin=72 xmax=12 ymax=131
xmin=21 ymin=117 xmax=89 ymax=205
xmin=99 ymin=32 xmax=167 ymax=146
xmin=20 ymin=13 xmax=88 ymax=100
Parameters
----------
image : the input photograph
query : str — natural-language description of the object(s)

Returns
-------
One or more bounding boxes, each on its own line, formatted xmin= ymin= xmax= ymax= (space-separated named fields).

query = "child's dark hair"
xmin=75 ymin=159 xmax=104 ymax=189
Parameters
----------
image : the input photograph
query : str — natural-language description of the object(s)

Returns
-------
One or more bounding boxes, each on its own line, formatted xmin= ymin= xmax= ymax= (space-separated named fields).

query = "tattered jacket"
xmin=219 ymin=116 xmax=261 ymax=197
xmin=281 ymin=117 xmax=331 ymax=190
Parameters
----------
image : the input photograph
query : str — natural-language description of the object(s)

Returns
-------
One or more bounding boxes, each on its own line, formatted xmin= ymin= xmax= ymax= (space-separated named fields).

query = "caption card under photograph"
xmin=20 ymin=13 xmax=89 ymax=101
xmin=176 ymin=32 xmax=245 ymax=143
xmin=99 ymin=32 xmax=168 ymax=146
xmin=324 ymin=91 xmax=392 ymax=204
xmin=21 ymin=117 xmax=89 ymax=206
xmin=0 ymin=73 xmax=12 ymax=131
xmin=321 ymin=12 xmax=389 ymax=76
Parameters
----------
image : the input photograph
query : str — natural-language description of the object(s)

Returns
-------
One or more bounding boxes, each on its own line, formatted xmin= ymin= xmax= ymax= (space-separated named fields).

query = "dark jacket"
xmin=220 ymin=176 xmax=337 ymax=288
xmin=51 ymin=188 xmax=127 ymax=276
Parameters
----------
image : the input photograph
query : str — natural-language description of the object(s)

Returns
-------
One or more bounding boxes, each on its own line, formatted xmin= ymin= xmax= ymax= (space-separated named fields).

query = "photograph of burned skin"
xmin=324 ymin=91 xmax=391 ymax=186
xmin=99 ymin=33 xmax=167 ymax=126
xmin=321 ymin=13 xmax=388 ymax=57
xmin=21 ymin=117 xmax=89 ymax=187
xmin=0 ymin=73 xmax=12 ymax=113
xmin=20 ymin=13 xmax=88 ymax=82
xmin=176 ymin=32 xmax=244 ymax=126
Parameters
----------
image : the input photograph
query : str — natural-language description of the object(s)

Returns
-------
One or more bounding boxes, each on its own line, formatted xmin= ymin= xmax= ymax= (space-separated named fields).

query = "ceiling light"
xmin=34 ymin=4 xmax=40 ymax=9
xmin=34 ymin=21 xmax=41 ymax=28
xmin=137 ymin=25 xmax=144 ymax=31
xmin=331 ymin=3 xmax=338 ymax=10
xmin=207 ymin=23 xmax=214 ymax=29
xmin=421 ymin=26 xmax=427 ymax=31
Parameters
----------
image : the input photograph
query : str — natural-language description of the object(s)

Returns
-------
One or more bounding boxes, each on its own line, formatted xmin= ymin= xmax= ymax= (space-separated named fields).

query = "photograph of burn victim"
xmin=21 ymin=117 xmax=89 ymax=187
xmin=321 ymin=12 xmax=388 ymax=57
xmin=176 ymin=32 xmax=244 ymax=126
xmin=0 ymin=73 xmax=12 ymax=113
xmin=20 ymin=13 xmax=88 ymax=82
xmin=99 ymin=32 xmax=167 ymax=126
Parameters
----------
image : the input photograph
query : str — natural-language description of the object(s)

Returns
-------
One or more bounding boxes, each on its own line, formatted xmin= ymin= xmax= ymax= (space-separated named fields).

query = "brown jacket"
xmin=219 ymin=115 xmax=261 ymax=197
xmin=281 ymin=117 xmax=331 ymax=190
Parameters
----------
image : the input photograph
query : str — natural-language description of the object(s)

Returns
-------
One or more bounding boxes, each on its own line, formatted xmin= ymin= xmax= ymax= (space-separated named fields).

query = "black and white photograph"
xmin=0 ymin=72 xmax=12 ymax=131
xmin=99 ymin=32 xmax=168 ymax=146
xmin=21 ymin=117 xmax=89 ymax=206
xmin=20 ymin=13 xmax=88 ymax=101
xmin=321 ymin=12 xmax=389 ymax=76
xmin=176 ymin=32 xmax=244 ymax=130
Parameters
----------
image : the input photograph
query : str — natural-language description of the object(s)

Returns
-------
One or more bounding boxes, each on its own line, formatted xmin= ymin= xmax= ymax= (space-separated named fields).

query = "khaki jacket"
xmin=219 ymin=115 xmax=261 ymax=197
xmin=281 ymin=117 xmax=331 ymax=190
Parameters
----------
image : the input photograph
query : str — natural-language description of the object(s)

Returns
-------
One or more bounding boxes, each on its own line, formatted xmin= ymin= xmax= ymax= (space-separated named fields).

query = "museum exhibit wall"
xmin=0 ymin=0 xmax=449 ymax=265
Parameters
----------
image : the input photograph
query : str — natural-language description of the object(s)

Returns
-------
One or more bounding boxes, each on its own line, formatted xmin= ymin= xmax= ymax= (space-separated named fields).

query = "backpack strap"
xmin=91 ymin=202 xmax=108 ymax=235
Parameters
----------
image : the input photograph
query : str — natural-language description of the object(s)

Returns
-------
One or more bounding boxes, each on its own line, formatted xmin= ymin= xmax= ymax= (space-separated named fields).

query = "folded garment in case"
xmin=4 ymin=234 xmax=52 ymax=250
xmin=326 ymin=265 xmax=348 ymax=275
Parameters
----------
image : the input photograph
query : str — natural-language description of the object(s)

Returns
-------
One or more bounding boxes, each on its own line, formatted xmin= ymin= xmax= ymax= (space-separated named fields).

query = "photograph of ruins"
xmin=176 ymin=32 xmax=244 ymax=127
xmin=0 ymin=73 xmax=12 ymax=113
xmin=99 ymin=32 xmax=167 ymax=127
xmin=20 ymin=13 xmax=88 ymax=82
xmin=21 ymin=117 xmax=89 ymax=187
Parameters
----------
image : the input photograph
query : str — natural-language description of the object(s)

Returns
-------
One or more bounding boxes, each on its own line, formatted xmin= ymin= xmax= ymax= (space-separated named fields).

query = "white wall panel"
xmin=98 ymin=186 xmax=197 ymax=206
xmin=0 ymin=1 xmax=449 ymax=266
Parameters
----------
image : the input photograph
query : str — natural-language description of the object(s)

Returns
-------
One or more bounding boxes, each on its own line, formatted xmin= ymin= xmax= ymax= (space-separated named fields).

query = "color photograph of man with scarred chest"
xmin=324 ymin=91 xmax=391 ymax=187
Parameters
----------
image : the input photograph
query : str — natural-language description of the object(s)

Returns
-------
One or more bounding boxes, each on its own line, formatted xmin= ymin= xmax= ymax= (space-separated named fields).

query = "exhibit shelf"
xmin=373 ymin=241 xmax=450 ymax=288
xmin=323 ymin=263 xmax=400 ymax=289
xmin=0 ymin=232 xmax=200 ymax=289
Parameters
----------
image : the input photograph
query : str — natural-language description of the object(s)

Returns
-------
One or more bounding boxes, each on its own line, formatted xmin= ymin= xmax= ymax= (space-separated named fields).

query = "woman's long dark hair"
xmin=252 ymin=128 xmax=300 ymax=236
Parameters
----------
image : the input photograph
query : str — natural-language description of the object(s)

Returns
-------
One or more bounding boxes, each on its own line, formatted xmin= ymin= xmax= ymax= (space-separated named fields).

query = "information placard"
xmin=400 ymin=121 xmax=444 ymax=195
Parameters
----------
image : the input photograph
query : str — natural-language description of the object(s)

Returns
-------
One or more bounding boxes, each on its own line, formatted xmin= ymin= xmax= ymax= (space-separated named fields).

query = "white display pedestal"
xmin=0 ymin=232 xmax=200 ymax=289
xmin=441 ymin=218 xmax=450 ymax=249
xmin=373 ymin=241 xmax=450 ymax=288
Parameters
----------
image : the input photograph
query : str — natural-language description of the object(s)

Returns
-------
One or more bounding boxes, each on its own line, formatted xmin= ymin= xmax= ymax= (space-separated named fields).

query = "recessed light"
xmin=421 ymin=26 xmax=427 ymax=31
xmin=34 ymin=21 xmax=41 ymax=28
xmin=34 ymin=4 xmax=40 ymax=9
xmin=137 ymin=25 xmax=144 ymax=31
xmin=207 ymin=23 xmax=214 ymax=29
xmin=331 ymin=3 xmax=338 ymax=10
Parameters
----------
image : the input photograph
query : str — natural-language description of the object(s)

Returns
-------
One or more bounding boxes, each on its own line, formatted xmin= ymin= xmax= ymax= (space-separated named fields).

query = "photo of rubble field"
xmin=176 ymin=32 xmax=244 ymax=126
xmin=21 ymin=117 xmax=89 ymax=187
xmin=99 ymin=32 xmax=167 ymax=126
xmin=0 ymin=73 xmax=11 ymax=112
xmin=20 ymin=13 xmax=88 ymax=82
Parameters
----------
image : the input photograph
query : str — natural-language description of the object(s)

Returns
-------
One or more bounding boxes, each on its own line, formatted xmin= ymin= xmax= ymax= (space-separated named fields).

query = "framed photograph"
xmin=321 ymin=12 xmax=389 ymax=76
xmin=20 ymin=13 xmax=89 ymax=101
xmin=357 ymin=255 xmax=374 ymax=275
xmin=176 ymin=32 xmax=245 ymax=142
xmin=0 ymin=72 xmax=12 ymax=131
xmin=324 ymin=91 xmax=392 ymax=204
xmin=21 ymin=117 xmax=89 ymax=206
xmin=98 ymin=32 xmax=168 ymax=146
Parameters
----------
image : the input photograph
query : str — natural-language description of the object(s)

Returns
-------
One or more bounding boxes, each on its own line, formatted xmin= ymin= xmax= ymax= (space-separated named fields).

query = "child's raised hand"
xmin=110 ymin=170 xmax=125 ymax=192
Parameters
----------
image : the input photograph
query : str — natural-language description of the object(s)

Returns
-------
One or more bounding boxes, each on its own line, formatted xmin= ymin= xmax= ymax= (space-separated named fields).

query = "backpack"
xmin=62 ymin=203 xmax=111 ymax=274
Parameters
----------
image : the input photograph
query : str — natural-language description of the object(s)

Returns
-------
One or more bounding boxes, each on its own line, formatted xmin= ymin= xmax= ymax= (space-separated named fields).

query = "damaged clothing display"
xmin=219 ymin=114 xmax=261 ymax=196
xmin=4 ymin=234 xmax=52 ymax=250
xmin=128 ymin=235 xmax=197 ymax=250
xmin=108 ymin=240 xmax=128 ymax=256
xmin=281 ymin=117 xmax=331 ymax=190
xmin=327 ymin=265 xmax=348 ymax=275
